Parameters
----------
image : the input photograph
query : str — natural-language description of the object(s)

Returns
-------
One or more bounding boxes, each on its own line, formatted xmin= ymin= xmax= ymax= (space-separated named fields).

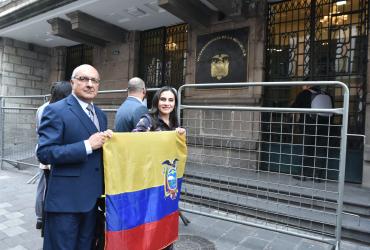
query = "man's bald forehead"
xmin=71 ymin=64 xmax=99 ymax=79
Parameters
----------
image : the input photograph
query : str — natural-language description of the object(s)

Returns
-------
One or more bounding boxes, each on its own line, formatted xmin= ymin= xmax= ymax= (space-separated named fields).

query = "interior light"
xmin=165 ymin=36 xmax=177 ymax=51
xmin=336 ymin=1 xmax=346 ymax=5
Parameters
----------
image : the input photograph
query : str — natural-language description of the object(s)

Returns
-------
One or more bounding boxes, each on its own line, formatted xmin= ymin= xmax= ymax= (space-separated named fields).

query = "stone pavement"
xmin=0 ymin=168 xmax=370 ymax=250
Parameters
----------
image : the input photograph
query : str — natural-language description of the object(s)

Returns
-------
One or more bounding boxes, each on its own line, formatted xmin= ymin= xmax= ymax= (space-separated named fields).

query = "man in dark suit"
xmin=37 ymin=64 xmax=113 ymax=250
xmin=292 ymin=84 xmax=333 ymax=182
xmin=115 ymin=77 xmax=148 ymax=132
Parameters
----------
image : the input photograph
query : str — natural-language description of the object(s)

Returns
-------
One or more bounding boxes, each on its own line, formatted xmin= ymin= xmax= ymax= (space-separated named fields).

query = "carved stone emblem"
xmin=211 ymin=54 xmax=230 ymax=80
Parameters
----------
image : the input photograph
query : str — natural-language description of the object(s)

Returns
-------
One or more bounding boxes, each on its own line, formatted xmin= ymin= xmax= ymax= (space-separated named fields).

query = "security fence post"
xmin=0 ymin=96 xmax=4 ymax=170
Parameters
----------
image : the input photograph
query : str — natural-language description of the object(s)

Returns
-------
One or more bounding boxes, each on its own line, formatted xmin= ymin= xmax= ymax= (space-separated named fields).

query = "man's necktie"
xmin=86 ymin=104 xmax=100 ymax=131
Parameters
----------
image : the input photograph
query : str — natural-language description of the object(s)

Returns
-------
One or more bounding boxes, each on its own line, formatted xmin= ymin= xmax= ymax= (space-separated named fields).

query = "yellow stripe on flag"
xmin=103 ymin=131 xmax=187 ymax=195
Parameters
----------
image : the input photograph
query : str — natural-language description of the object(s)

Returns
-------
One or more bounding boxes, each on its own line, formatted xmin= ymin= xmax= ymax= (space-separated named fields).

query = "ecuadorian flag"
xmin=103 ymin=131 xmax=187 ymax=250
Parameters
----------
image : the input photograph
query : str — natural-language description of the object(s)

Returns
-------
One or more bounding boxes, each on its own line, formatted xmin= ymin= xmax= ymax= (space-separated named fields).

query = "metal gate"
xmin=265 ymin=0 xmax=368 ymax=183
xmin=139 ymin=24 xmax=188 ymax=89
xmin=178 ymin=81 xmax=349 ymax=249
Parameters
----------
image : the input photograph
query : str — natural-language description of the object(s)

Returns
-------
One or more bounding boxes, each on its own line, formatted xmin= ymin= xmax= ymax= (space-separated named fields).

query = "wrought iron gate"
xmin=65 ymin=44 xmax=94 ymax=80
xmin=139 ymin=24 xmax=188 ymax=89
xmin=264 ymin=0 xmax=368 ymax=183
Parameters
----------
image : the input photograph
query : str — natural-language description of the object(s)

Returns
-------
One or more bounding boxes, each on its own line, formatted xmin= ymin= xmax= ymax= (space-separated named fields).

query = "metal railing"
xmin=0 ymin=95 xmax=45 ymax=170
xmin=177 ymin=81 xmax=349 ymax=249
xmin=0 ymin=82 xmax=350 ymax=249
xmin=0 ymin=88 xmax=163 ymax=170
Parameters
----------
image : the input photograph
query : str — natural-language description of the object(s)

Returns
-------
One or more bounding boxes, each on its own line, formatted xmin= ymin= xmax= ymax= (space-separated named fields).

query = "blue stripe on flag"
xmin=106 ymin=179 xmax=182 ymax=231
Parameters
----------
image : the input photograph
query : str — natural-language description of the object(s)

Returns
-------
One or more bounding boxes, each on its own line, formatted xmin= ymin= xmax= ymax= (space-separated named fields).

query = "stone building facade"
xmin=0 ymin=38 xmax=51 ymax=97
xmin=0 ymin=0 xmax=369 ymax=187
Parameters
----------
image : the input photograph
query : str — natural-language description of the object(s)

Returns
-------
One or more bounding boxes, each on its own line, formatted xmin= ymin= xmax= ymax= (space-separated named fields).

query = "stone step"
xmin=184 ymin=163 xmax=370 ymax=218
xmin=181 ymin=170 xmax=370 ymax=244
xmin=184 ymin=171 xmax=370 ymax=219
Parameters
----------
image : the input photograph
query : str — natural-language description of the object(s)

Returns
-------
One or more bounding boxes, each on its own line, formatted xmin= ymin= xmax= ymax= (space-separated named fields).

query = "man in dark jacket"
xmin=292 ymin=84 xmax=333 ymax=182
xmin=115 ymin=77 xmax=148 ymax=132
xmin=37 ymin=64 xmax=113 ymax=250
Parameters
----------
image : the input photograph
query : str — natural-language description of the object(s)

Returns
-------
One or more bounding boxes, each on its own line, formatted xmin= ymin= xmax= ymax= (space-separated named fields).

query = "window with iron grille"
xmin=139 ymin=24 xmax=188 ymax=89
xmin=65 ymin=44 xmax=94 ymax=80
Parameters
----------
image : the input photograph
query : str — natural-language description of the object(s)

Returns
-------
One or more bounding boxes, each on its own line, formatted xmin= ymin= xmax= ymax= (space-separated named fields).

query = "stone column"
xmin=49 ymin=46 xmax=66 ymax=82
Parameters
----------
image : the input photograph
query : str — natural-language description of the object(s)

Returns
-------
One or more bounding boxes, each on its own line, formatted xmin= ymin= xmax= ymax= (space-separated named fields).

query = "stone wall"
xmin=48 ymin=46 xmax=66 ymax=82
xmin=91 ymin=31 xmax=140 ymax=128
xmin=0 ymin=37 xmax=51 ymax=163
xmin=185 ymin=16 xmax=265 ymax=104
xmin=0 ymin=37 xmax=51 ymax=97
xmin=182 ymin=15 xmax=266 ymax=171
xmin=93 ymin=31 xmax=140 ymax=91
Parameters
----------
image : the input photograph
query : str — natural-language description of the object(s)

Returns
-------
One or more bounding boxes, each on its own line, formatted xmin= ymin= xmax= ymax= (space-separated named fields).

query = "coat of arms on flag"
xmin=162 ymin=159 xmax=179 ymax=200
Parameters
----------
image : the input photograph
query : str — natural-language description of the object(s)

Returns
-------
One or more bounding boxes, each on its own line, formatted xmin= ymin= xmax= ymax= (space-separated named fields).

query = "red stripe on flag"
xmin=105 ymin=210 xmax=179 ymax=250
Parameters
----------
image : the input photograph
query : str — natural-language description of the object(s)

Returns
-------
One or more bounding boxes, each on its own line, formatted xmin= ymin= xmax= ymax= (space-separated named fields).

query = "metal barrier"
xmin=177 ymin=81 xmax=349 ymax=249
xmin=0 ymin=95 xmax=46 ymax=170
xmin=0 ymin=82 xmax=350 ymax=248
xmin=0 ymin=88 xmax=163 ymax=170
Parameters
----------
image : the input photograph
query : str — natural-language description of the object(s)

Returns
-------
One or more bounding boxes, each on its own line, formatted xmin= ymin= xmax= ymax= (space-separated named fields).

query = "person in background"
xmin=37 ymin=64 xmax=113 ymax=250
xmin=291 ymin=84 xmax=333 ymax=182
xmin=114 ymin=77 xmax=148 ymax=132
xmin=134 ymin=86 xmax=185 ymax=250
xmin=35 ymin=81 xmax=72 ymax=232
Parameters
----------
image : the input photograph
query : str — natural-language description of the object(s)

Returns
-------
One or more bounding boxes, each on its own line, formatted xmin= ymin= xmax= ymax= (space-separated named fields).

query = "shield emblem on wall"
xmin=195 ymin=28 xmax=248 ymax=83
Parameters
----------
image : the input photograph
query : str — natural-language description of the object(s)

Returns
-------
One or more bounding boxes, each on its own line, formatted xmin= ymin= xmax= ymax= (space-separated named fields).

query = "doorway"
xmin=264 ymin=0 xmax=368 ymax=183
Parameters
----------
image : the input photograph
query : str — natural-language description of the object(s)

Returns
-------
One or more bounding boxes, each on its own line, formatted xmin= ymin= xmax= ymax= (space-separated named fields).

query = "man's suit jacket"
xmin=114 ymin=96 xmax=148 ymax=132
xmin=37 ymin=94 xmax=107 ymax=213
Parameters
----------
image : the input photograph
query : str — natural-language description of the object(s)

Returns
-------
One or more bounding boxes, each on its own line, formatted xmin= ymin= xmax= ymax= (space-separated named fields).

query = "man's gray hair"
xmin=128 ymin=77 xmax=145 ymax=92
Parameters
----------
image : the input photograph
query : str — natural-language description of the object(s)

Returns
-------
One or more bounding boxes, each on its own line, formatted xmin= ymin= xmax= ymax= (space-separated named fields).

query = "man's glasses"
xmin=73 ymin=76 xmax=100 ymax=85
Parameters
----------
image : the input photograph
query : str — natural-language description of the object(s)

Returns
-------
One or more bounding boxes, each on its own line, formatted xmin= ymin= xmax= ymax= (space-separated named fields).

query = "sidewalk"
xmin=0 ymin=168 xmax=369 ymax=250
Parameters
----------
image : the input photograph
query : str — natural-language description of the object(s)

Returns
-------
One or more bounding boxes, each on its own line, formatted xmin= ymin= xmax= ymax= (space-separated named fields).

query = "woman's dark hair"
xmin=49 ymin=81 xmax=72 ymax=104
xmin=149 ymin=86 xmax=178 ymax=129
